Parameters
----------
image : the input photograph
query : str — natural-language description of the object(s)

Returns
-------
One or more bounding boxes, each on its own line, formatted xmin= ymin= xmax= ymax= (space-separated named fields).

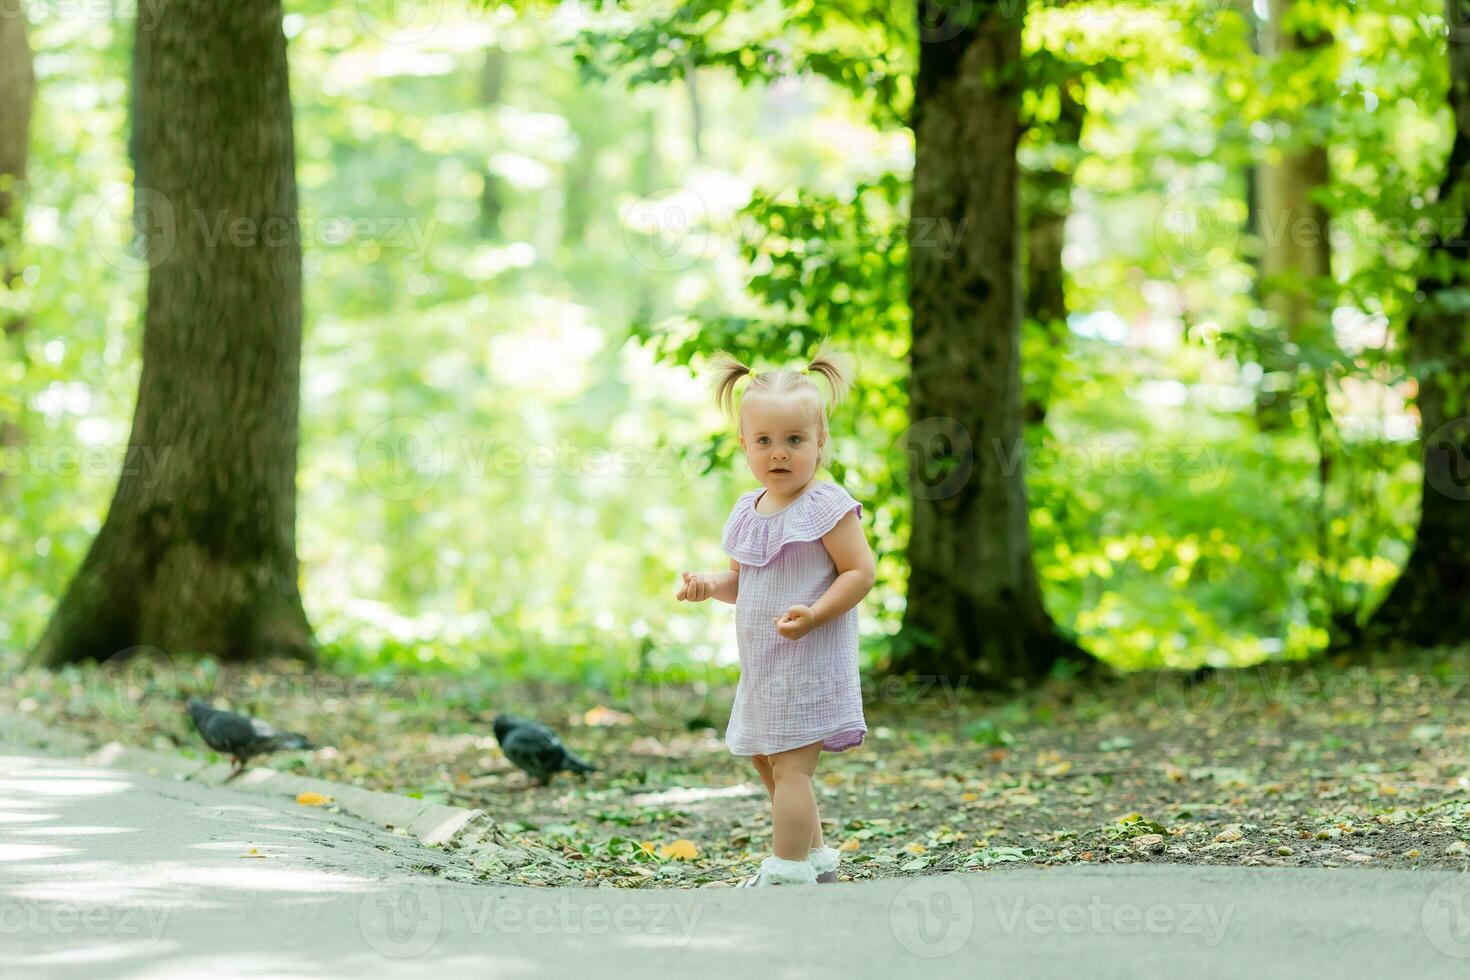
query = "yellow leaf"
xmin=961 ymin=792 xmax=978 ymax=802
xmin=239 ymin=848 xmax=266 ymax=859
xmin=904 ymin=842 xmax=927 ymax=855
xmin=1379 ymin=784 xmax=1398 ymax=796
xmin=1043 ymin=760 xmax=1072 ymax=777
xmin=659 ymin=838 xmax=699 ymax=861
xmin=295 ymin=791 xmax=332 ymax=806
xmin=639 ymin=840 xmax=656 ymax=855
xmin=839 ymin=838 xmax=861 ymax=852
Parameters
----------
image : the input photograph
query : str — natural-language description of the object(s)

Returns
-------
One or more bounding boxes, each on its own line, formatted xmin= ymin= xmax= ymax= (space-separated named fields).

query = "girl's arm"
xmin=809 ymin=511 xmax=876 ymax=626
xmin=711 ymin=559 xmax=740 ymax=604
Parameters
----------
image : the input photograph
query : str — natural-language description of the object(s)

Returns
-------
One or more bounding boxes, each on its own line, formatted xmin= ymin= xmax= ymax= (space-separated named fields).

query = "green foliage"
xmin=0 ymin=0 xmax=1455 ymax=679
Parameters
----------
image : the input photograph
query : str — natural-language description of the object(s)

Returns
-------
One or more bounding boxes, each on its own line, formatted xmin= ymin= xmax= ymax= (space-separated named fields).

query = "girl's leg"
xmin=751 ymin=754 xmax=775 ymax=799
xmin=769 ymin=740 xmax=823 ymax=862
xmin=755 ymin=753 xmax=823 ymax=850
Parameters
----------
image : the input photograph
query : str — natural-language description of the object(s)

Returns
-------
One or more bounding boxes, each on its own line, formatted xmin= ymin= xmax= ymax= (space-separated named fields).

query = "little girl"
xmin=675 ymin=345 xmax=874 ymax=886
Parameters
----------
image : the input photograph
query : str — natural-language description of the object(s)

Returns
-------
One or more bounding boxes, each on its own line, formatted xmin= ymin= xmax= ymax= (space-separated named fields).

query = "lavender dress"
xmin=720 ymin=480 xmax=868 ymax=757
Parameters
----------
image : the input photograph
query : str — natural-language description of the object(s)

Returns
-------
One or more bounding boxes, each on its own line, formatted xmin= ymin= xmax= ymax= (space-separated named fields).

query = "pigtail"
xmin=804 ymin=339 xmax=855 ymax=411
xmin=708 ymin=349 xmax=754 ymax=422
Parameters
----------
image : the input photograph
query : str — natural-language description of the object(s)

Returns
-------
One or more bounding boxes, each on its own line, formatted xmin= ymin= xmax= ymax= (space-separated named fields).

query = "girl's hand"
xmin=774 ymin=604 xmax=817 ymax=640
xmin=676 ymin=571 xmax=713 ymax=602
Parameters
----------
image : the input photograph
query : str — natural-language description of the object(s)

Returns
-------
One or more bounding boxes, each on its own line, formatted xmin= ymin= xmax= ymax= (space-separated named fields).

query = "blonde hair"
xmin=708 ymin=340 xmax=855 ymax=472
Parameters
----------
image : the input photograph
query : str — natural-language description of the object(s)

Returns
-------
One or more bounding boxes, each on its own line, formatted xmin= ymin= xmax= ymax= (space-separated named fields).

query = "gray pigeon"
xmin=493 ymin=714 xmax=596 ymax=786
xmin=186 ymin=697 xmax=315 ymax=781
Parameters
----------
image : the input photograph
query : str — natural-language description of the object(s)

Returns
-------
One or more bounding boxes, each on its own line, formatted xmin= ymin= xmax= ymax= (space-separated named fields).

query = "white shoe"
xmin=738 ymin=854 xmax=818 ymax=887
xmin=808 ymin=844 xmax=840 ymax=883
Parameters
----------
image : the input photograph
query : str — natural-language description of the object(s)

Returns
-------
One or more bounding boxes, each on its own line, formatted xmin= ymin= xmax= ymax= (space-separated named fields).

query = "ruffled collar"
xmin=721 ymin=480 xmax=861 ymax=567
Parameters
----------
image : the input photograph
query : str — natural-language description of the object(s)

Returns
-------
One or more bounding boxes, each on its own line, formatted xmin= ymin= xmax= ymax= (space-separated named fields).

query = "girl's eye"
xmin=788 ymin=436 xmax=801 ymax=444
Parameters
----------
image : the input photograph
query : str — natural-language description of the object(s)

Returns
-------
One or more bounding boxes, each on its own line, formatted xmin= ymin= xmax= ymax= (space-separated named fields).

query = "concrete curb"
xmin=0 ymin=710 xmax=482 ymax=846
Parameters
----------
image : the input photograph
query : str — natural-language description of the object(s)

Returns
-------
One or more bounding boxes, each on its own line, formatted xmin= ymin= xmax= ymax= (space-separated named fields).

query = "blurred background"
xmin=0 ymin=0 xmax=1457 ymax=683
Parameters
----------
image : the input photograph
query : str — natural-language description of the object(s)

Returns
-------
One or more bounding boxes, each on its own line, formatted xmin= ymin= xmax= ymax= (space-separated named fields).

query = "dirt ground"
xmin=3 ymin=645 xmax=1469 ymax=887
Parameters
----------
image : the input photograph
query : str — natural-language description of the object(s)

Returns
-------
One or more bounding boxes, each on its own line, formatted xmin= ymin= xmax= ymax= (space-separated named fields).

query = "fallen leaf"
xmin=659 ymin=838 xmax=699 ymax=861
xmin=904 ymin=842 xmax=927 ymax=855
xmin=840 ymin=838 xmax=861 ymax=852
xmin=295 ymin=791 xmax=332 ymax=806
xmin=239 ymin=848 xmax=266 ymax=859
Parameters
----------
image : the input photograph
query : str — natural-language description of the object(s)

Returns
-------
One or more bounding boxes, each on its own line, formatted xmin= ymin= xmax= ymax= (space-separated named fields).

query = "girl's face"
xmin=739 ymin=396 xmax=824 ymax=492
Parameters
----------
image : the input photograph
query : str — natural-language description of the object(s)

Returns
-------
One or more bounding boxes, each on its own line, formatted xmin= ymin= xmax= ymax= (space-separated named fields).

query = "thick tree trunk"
xmin=1253 ymin=0 xmax=1334 ymax=430
xmin=894 ymin=0 xmax=1089 ymax=686
xmin=1362 ymin=0 xmax=1470 ymax=645
xmin=30 ymin=0 xmax=314 ymax=666
xmin=1022 ymin=79 xmax=1084 ymax=426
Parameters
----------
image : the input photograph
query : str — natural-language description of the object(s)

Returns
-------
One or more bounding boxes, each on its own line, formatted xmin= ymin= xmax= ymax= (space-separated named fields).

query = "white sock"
xmin=808 ymin=845 xmax=840 ymax=875
xmin=758 ymin=854 xmax=818 ymax=885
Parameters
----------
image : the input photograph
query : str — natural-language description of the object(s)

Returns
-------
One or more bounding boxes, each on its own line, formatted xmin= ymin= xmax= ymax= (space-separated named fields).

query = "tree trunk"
xmin=1253 ymin=0 xmax=1334 ymax=430
xmin=1022 ymin=78 xmax=1084 ymax=427
xmin=893 ymin=0 xmax=1090 ymax=686
xmin=0 ymin=8 xmax=34 ymax=463
xmin=0 ymin=8 xmax=31 ymax=295
xmin=479 ymin=46 xmax=505 ymax=238
xmin=30 ymin=0 xmax=315 ymax=666
xmin=1362 ymin=0 xmax=1470 ymax=646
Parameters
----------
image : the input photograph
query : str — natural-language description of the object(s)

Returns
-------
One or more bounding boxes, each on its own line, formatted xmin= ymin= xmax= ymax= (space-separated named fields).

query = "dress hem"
xmin=726 ymin=725 xmax=867 ymax=758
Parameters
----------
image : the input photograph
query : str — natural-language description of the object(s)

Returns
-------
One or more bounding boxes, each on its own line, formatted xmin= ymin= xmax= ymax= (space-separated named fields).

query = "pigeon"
xmin=492 ymin=714 xmax=597 ymax=786
xmin=186 ymin=697 xmax=315 ymax=781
